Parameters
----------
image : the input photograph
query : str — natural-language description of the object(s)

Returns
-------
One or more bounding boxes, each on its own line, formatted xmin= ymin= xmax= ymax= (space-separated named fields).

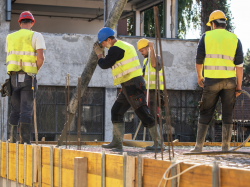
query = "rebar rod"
xmin=68 ymin=74 xmax=70 ymax=148
xmin=154 ymin=6 xmax=174 ymax=158
xmin=56 ymin=0 xmax=128 ymax=147
xmin=1 ymin=100 xmax=2 ymax=141
xmin=65 ymin=76 xmax=68 ymax=148
xmin=77 ymin=77 xmax=81 ymax=150
xmin=2 ymin=98 xmax=4 ymax=141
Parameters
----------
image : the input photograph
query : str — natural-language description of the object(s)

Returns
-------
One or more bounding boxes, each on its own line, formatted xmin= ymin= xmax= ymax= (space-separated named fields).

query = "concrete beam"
xmin=135 ymin=11 xmax=140 ymax=36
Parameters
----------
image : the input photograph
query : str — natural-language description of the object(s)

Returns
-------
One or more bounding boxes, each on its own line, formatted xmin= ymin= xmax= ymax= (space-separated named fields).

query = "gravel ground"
xmin=54 ymin=145 xmax=250 ymax=170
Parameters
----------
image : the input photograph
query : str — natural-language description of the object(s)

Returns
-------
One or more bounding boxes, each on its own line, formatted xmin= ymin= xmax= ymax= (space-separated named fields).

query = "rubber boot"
xmin=20 ymin=122 xmax=31 ymax=144
xmin=9 ymin=124 xmax=18 ymax=143
xmin=190 ymin=123 xmax=209 ymax=152
xmin=102 ymin=123 xmax=125 ymax=149
xmin=146 ymin=125 xmax=164 ymax=150
xmin=221 ymin=124 xmax=233 ymax=151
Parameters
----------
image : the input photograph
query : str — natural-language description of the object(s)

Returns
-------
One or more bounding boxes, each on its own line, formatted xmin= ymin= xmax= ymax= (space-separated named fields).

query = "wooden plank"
xmin=33 ymin=145 xmax=39 ymax=183
xmin=26 ymin=145 xmax=34 ymax=186
xmin=0 ymin=142 xmax=6 ymax=178
xmin=8 ymin=143 xmax=16 ymax=181
xmin=74 ymin=157 xmax=87 ymax=187
xmin=41 ymin=146 xmax=52 ymax=186
xmin=123 ymin=134 xmax=132 ymax=140
xmin=126 ymin=156 xmax=135 ymax=187
xmin=18 ymin=144 xmax=24 ymax=184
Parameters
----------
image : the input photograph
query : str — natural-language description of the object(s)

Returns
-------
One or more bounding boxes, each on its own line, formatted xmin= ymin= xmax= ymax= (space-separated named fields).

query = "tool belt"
xmin=0 ymin=75 xmax=12 ymax=97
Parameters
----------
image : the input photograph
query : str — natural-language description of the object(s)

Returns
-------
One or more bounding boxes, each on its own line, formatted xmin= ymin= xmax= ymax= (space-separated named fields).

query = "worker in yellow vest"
xmin=137 ymin=38 xmax=165 ymax=150
xmin=6 ymin=11 xmax=46 ymax=144
xmin=93 ymin=27 xmax=163 ymax=150
xmin=191 ymin=10 xmax=243 ymax=152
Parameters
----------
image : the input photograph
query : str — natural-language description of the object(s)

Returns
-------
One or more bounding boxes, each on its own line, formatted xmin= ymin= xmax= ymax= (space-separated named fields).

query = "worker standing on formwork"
xmin=93 ymin=27 xmax=163 ymax=150
xmin=137 ymin=38 xmax=165 ymax=150
xmin=191 ymin=10 xmax=243 ymax=152
xmin=6 ymin=11 xmax=46 ymax=144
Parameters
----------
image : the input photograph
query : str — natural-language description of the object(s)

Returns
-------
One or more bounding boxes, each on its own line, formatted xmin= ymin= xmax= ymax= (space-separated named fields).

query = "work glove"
xmin=93 ymin=42 xmax=105 ymax=56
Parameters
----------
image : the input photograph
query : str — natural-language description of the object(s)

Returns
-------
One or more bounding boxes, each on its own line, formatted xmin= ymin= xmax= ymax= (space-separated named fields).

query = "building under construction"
xmin=0 ymin=0 xmax=250 ymax=186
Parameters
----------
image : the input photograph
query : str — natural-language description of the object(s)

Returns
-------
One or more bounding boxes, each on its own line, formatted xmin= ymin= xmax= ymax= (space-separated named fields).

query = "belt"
xmin=11 ymin=71 xmax=26 ymax=75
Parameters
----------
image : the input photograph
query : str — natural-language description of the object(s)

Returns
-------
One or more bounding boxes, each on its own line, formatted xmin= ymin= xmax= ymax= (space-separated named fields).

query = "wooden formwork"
xmin=0 ymin=142 xmax=250 ymax=187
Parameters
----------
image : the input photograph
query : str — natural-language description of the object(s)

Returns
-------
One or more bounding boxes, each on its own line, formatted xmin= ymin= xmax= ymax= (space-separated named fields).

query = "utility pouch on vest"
xmin=132 ymin=93 xmax=146 ymax=108
xmin=0 ymin=76 xmax=12 ymax=97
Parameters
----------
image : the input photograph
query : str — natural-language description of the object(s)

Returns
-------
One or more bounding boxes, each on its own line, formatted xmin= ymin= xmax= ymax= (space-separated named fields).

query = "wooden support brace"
xmin=74 ymin=157 xmax=87 ymax=187
xmin=126 ymin=156 xmax=135 ymax=187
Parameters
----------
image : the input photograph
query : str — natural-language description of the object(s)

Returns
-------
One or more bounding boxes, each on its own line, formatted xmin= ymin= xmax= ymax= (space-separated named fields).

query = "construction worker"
xmin=191 ymin=10 xmax=243 ymax=152
xmin=6 ymin=11 xmax=46 ymax=144
xmin=137 ymin=38 xmax=165 ymax=150
xmin=93 ymin=27 xmax=163 ymax=150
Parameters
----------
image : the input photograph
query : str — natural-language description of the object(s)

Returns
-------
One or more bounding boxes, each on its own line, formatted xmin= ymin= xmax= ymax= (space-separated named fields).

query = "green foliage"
xmin=143 ymin=3 xmax=164 ymax=37
xmin=127 ymin=16 xmax=134 ymax=36
xmin=243 ymin=49 xmax=250 ymax=86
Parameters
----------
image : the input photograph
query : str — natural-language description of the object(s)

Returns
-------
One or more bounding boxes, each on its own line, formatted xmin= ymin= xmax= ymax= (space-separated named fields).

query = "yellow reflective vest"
xmin=204 ymin=29 xmax=238 ymax=78
xmin=6 ymin=29 xmax=37 ymax=74
xmin=143 ymin=58 xmax=164 ymax=90
xmin=112 ymin=40 xmax=142 ymax=85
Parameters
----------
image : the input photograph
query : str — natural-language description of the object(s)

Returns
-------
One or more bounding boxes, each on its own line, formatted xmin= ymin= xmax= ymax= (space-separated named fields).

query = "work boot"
xmin=190 ymin=123 xmax=209 ymax=152
xmin=20 ymin=122 xmax=31 ymax=144
xmin=221 ymin=124 xmax=233 ymax=151
xmin=9 ymin=124 xmax=18 ymax=143
xmin=102 ymin=123 xmax=125 ymax=149
xmin=146 ymin=125 xmax=165 ymax=150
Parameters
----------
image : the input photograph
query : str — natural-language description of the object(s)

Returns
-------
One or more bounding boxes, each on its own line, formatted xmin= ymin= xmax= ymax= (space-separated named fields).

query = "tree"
xmin=243 ymin=49 xmax=250 ymax=86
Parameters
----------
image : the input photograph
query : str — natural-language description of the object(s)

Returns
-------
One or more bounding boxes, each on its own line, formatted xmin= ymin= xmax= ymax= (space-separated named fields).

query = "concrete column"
xmin=140 ymin=12 xmax=144 ymax=36
xmin=104 ymin=88 xmax=117 ymax=141
xmin=135 ymin=11 xmax=140 ymax=36
xmin=107 ymin=0 xmax=118 ymax=35
xmin=172 ymin=0 xmax=178 ymax=38
xmin=166 ymin=0 xmax=171 ymax=38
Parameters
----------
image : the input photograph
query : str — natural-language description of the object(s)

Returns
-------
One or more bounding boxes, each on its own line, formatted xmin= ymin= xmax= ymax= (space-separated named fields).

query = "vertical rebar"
xmin=123 ymin=152 xmax=127 ymax=187
xmin=50 ymin=146 xmax=54 ymax=187
xmin=65 ymin=77 xmax=68 ymax=149
xmin=137 ymin=155 xmax=142 ymax=187
xmin=101 ymin=150 xmax=106 ymax=187
xmin=68 ymin=74 xmax=70 ymax=149
xmin=77 ymin=77 xmax=81 ymax=150
xmin=2 ymin=98 xmax=4 ymax=141
xmin=1 ymin=100 xmax=2 ymax=141
xmin=154 ymin=6 xmax=174 ymax=158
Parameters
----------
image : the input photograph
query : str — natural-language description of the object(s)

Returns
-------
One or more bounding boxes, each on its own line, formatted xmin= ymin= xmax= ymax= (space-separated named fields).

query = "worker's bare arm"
xmin=196 ymin=64 xmax=204 ymax=88
xmin=36 ymin=49 xmax=44 ymax=71
xmin=235 ymin=66 xmax=243 ymax=97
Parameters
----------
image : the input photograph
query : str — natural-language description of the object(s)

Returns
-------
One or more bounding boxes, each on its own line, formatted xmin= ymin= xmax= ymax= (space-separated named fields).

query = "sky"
xmin=186 ymin=0 xmax=250 ymax=54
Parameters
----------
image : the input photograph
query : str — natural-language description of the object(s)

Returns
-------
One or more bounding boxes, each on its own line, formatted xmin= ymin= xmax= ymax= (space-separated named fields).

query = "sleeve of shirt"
xmin=32 ymin=32 xmax=46 ymax=50
xmin=98 ymin=46 xmax=125 ymax=69
xmin=234 ymin=39 xmax=244 ymax=67
xmin=196 ymin=33 xmax=206 ymax=64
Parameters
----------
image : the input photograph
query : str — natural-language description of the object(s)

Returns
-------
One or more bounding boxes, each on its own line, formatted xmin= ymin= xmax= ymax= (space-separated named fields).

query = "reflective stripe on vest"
xmin=112 ymin=40 xmax=142 ymax=85
xmin=204 ymin=29 xmax=238 ymax=78
xmin=143 ymin=58 xmax=164 ymax=90
xmin=6 ymin=29 xmax=37 ymax=74
xmin=112 ymin=56 xmax=138 ymax=70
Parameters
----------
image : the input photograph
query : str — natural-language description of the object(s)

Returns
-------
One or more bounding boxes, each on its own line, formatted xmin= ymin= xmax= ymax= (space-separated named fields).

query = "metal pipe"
xmin=16 ymin=142 xmax=19 ymax=187
xmin=65 ymin=77 xmax=68 ymax=149
xmin=137 ymin=155 xmax=142 ymax=187
xmin=50 ymin=146 xmax=54 ymax=187
xmin=23 ymin=143 xmax=27 ymax=187
xmin=123 ymin=152 xmax=127 ymax=187
xmin=2 ymin=98 xmax=4 ymax=141
xmin=6 ymin=0 xmax=11 ymax=21
xmin=68 ymin=74 xmax=70 ymax=149
xmin=101 ymin=150 xmax=106 ymax=187
xmin=212 ymin=161 xmax=220 ymax=187
xmin=6 ymin=141 xmax=9 ymax=187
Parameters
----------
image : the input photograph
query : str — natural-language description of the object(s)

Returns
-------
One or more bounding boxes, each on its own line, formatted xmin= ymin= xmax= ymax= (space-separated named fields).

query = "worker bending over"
xmin=137 ymin=38 xmax=165 ymax=150
xmin=6 ymin=11 xmax=46 ymax=144
xmin=191 ymin=10 xmax=243 ymax=152
xmin=93 ymin=27 xmax=163 ymax=149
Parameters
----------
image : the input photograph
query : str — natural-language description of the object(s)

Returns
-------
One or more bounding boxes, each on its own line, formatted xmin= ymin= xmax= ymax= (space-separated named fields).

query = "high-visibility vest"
xmin=112 ymin=40 xmax=142 ymax=85
xmin=204 ymin=29 xmax=238 ymax=78
xmin=6 ymin=29 xmax=37 ymax=74
xmin=143 ymin=58 xmax=164 ymax=90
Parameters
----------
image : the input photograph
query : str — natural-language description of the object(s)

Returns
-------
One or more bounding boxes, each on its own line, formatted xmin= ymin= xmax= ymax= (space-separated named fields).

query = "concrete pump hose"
xmin=239 ymin=90 xmax=250 ymax=99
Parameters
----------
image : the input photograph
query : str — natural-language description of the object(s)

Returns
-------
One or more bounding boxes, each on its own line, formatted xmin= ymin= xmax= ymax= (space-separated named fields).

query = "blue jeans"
xmin=198 ymin=78 xmax=236 ymax=125
xmin=9 ymin=74 xmax=37 ymax=125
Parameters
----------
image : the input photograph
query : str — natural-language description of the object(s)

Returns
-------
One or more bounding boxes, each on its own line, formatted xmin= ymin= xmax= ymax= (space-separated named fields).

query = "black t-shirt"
xmin=196 ymin=32 xmax=244 ymax=86
xmin=98 ymin=46 xmax=125 ymax=69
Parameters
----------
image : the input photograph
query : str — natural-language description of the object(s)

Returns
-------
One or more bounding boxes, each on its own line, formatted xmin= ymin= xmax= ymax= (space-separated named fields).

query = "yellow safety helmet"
xmin=206 ymin=10 xmax=227 ymax=26
xmin=137 ymin=38 xmax=149 ymax=51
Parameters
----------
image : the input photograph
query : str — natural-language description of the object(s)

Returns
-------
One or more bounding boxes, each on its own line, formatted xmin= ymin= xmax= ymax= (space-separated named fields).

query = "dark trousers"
xmin=9 ymin=74 xmax=37 ymax=126
xmin=111 ymin=76 xmax=155 ymax=128
xmin=198 ymin=78 xmax=236 ymax=125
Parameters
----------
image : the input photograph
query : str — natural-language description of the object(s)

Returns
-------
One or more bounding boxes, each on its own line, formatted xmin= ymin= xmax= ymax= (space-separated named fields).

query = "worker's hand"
xmin=148 ymin=41 xmax=153 ymax=48
xmin=93 ymin=42 xmax=104 ymax=56
xmin=197 ymin=76 xmax=204 ymax=88
xmin=235 ymin=85 xmax=242 ymax=97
